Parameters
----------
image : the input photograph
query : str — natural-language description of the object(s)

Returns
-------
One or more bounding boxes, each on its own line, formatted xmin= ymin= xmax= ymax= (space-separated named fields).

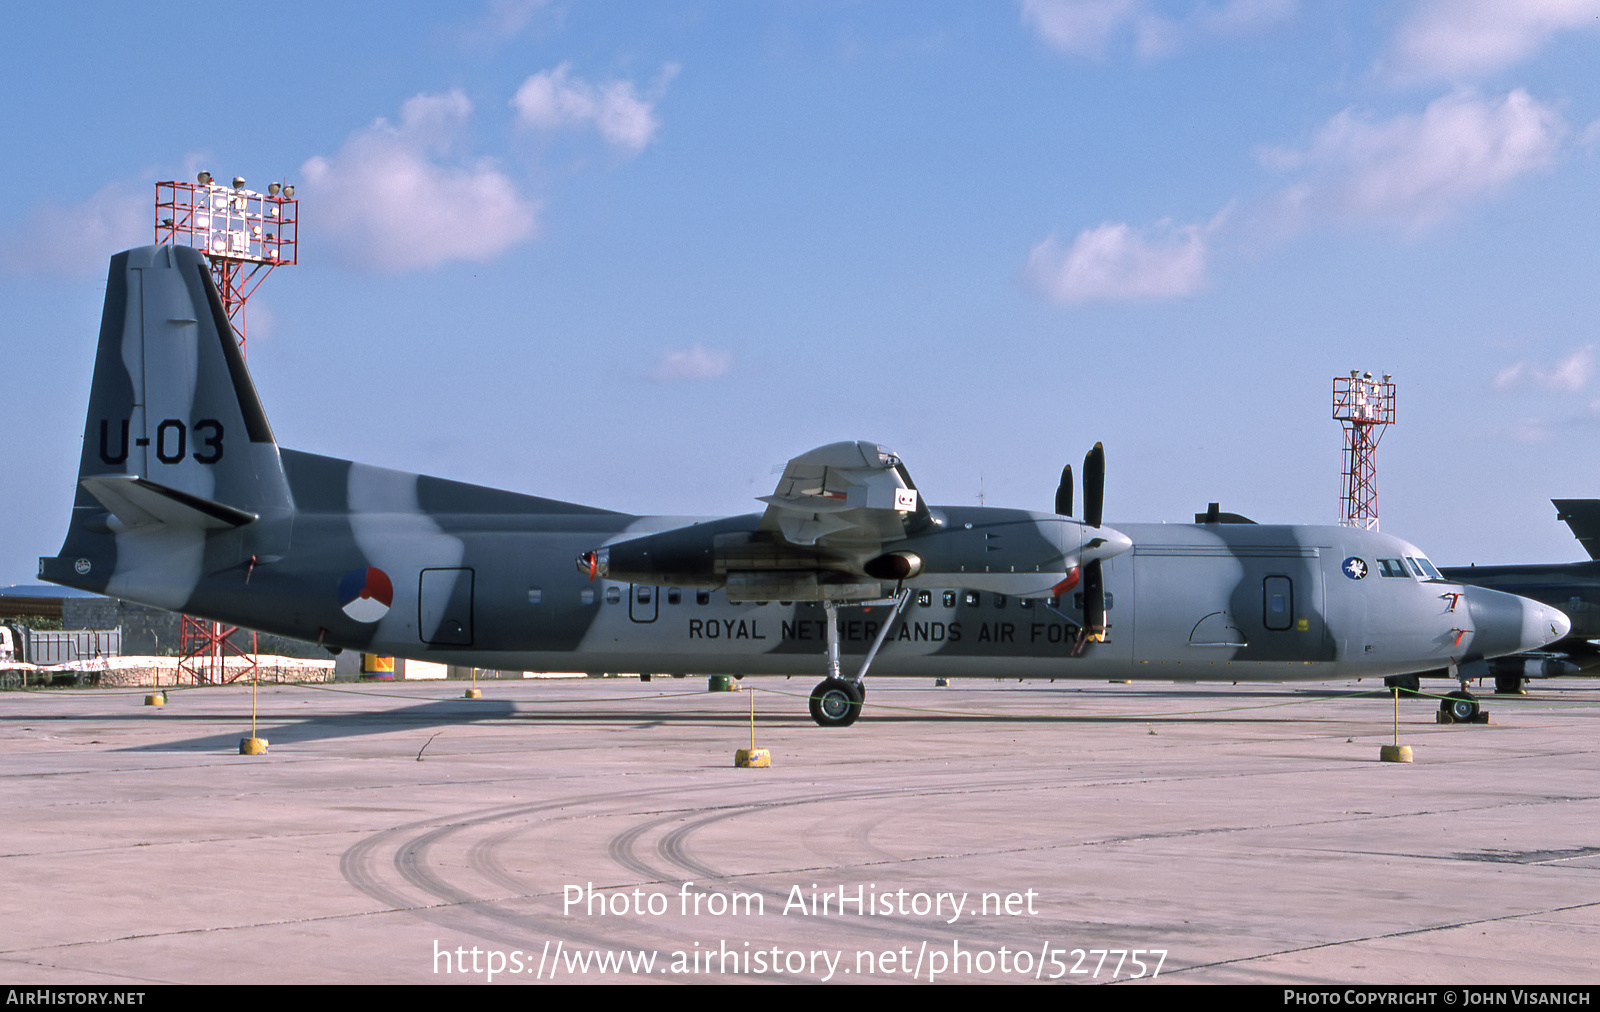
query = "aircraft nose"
xmin=1462 ymin=585 xmax=1571 ymax=656
xmin=1539 ymin=602 xmax=1572 ymax=647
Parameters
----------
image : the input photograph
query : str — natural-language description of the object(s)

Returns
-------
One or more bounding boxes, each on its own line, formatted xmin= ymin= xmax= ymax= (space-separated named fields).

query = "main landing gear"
xmin=807 ymin=589 xmax=908 ymax=728
xmin=809 ymin=678 xmax=864 ymax=728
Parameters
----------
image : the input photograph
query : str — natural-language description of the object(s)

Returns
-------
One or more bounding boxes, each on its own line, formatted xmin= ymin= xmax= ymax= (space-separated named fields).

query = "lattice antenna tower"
xmin=1332 ymin=370 xmax=1396 ymax=531
xmin=155 ymin=172 xmax=299 ymax=684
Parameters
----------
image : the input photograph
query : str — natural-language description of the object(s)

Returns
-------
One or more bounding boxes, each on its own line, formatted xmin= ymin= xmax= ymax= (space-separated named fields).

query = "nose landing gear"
xmin=1438 ymin=688 xmax=1488 ymax=724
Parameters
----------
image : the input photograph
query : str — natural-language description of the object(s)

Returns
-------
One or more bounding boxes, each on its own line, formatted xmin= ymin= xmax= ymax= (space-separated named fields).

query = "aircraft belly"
xmin=566 ymin=591 xmax=1130 ymax=679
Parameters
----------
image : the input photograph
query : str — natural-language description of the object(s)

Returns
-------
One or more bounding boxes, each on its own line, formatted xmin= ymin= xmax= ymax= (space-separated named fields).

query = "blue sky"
xmin=3 ymin=1 xmax=1600 ymax=587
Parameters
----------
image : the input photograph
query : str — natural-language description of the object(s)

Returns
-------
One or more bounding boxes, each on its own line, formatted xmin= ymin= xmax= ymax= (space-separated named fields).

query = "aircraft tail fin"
xmin=1553 ymin=499 xmax=1600 ymax=561
xmin=40 ymin=245 xmax=293 ymax=596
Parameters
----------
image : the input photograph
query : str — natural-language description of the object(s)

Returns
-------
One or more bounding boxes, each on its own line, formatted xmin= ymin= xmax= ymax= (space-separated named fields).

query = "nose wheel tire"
xmin=1440 ymin=690 xmax=1481 ymax=723
xmin=809 ymin=677 xmax=864 ymax=728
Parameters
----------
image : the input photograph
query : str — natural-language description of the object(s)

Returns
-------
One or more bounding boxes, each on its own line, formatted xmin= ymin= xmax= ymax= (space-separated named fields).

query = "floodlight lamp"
xmin=197 ymin=171 xmax=213 ymax=186
xmin=232 ymin=176 xmax=246 ymax=190
xmin=267 ymin=182 xmax=281 ymax=196
xmin=283 ymin=185 xmax=295 ymax=198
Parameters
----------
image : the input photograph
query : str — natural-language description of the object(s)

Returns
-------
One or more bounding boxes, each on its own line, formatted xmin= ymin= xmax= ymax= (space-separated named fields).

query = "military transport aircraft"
xmin=1440 ymin=499 xmax=1600 ymax=693
xmin=39 ymin=246 xmax=1570 ymax=726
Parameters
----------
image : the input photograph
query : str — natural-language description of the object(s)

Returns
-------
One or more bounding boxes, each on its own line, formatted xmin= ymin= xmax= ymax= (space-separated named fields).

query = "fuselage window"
xmin=1415 ymin=557 xmax=1444 ymax=580
xmin=581 ymin=589 xmax=595 ymax=605
xmin=667 ymin=588 xmax=681 ymax=605
xmin=943 ymin=591 xmax=956 ymax=608
xmin=916 ymin=590 xmax=933 ymax=607
xmin=697 ymin=590 xmax=710 ymax=605
xmin=528 ymin=587 xmax=542 ymax=604
xmin=993 ymin=594 xmax=1007 ymax=609
xmin=1377 ymin=559 xmax=1408 ymax=578
xmin=1405 ymin=557 xmax=1427 ymax=578
xmin=964 ymin=591 xmax=980 ymax=607
xmin=1263 ymin=575 xmax=1293 ymax=631
xmin=1019 ymin=598 xmax=1034 ymax=610
xmin=606 ymin=586 xmax=622 ymax=604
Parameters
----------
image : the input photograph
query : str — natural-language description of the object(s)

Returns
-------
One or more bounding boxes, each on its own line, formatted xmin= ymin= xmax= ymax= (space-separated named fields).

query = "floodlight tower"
xmin=155 ymin=172 xmax=298 ymax=355
xmin=155 ymin=172 xmax=299 ymax=684
xmin=1332 ymin=370 xmax=1396 ymax=531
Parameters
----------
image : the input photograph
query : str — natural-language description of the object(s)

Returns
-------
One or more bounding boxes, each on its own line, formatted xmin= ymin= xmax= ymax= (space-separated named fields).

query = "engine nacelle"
xmin=863 ymin=551 xmax=923 ymax=581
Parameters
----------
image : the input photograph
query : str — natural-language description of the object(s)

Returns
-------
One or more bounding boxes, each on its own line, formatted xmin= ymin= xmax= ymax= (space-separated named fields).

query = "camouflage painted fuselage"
xmin=39 ymin=246 xmax=1570 ymax=683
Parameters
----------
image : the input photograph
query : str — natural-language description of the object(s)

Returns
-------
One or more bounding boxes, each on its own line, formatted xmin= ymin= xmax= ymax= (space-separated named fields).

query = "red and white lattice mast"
xmin=155 ymin=172 xmax=299 ymax=683
xmin=1332 ymin=370 xmax=1395 ymax=531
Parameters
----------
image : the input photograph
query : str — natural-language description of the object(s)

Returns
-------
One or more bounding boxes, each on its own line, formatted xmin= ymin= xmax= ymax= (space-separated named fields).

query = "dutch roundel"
xmin=339 ymin=567 xmax=394 ymax=622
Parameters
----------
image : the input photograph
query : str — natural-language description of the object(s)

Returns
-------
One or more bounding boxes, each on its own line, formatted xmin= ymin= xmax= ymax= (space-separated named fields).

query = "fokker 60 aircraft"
xmin=40 ymin=246 xmax=1570 ymax=726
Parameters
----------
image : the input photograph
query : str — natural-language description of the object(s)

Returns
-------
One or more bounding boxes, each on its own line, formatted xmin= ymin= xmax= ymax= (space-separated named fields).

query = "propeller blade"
xmin=1055 ymin=464 xmax=1073 ymax=517
xmin=1083 ymin=442 xmax=1105 ymax=529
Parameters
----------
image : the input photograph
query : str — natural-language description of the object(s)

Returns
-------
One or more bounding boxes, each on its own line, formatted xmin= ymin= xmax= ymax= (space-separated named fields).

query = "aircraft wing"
xmin=757 ymin=441 xmax=930 ymax=547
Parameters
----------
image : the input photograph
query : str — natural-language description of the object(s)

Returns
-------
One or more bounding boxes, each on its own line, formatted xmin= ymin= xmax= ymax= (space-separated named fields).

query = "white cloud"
xmin=300 ymin=91 xmax=539 ymax=272
xmin=1261 ymin=90 xmax=1567 ymax=232
xmin=1022 ymin=0 xmax=1294 ymax=61
xmin=1497 ymin=345 xmax=1595 ymax=392
xmin=1025 ymin=219 xmax=1208 ymax=304
xmin=1387 ymin=0 xmax=1600 ymax=82
xmin=1509 ymin=417 xmax=1551 ymax=443
xmin=1022 ymin=0 xmax=1143 ymax=58
xmin=0 ymin=180 xmax=148 ymax=278
xmin=1493 ymin=362 xmax=1527 ymax=390
xmin=651 ymin=344 xmax=733 ymax=382
xmin=462 ymin=0 xmax=552 ymax=45
xmin=511 ymin=64 xmax=672 ymax=154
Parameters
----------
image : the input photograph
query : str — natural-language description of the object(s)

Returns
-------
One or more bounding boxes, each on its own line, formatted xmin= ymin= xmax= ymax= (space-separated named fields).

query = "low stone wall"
xmin=94 ymin=655 xmax=336 ymax=688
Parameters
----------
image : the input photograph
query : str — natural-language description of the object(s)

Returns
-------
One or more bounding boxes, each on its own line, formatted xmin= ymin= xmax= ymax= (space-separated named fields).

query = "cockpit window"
xmin=1377 ymin=558 xmax=1408 ymax=578
xmin=1404 ymin=557 xmax=1445 ymax=581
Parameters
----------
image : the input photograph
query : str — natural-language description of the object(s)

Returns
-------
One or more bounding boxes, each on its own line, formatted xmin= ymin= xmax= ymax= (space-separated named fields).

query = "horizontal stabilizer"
xmin=81 ymin=474 xmax=258 ymax=531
